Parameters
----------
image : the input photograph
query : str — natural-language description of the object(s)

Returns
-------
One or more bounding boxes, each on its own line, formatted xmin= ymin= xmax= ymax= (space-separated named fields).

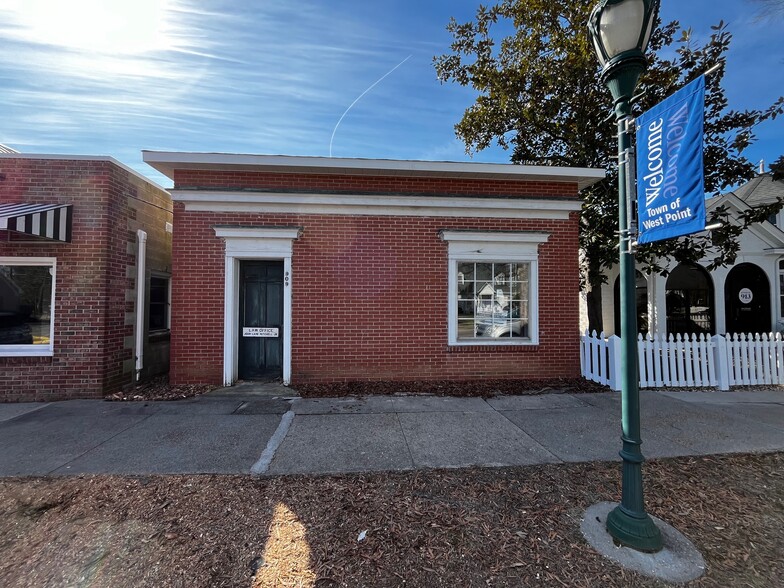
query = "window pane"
xmin=148 ymin=277 xmax=169 ymax=331
xmin=150 ymin=277 xmax=167 ymax=304
xmin=457 ymin=261 xmax=531 ymax=341
xmin=458 ymin=262 xmax=475 ymax=280
xmin=513 ymin=263 xmax=529 ymax=283
xmin=493 ymin=263 xmax=509 ymax=286
xmin=475 ymin=263 xmax=492 ymax=281
xmin=0 ymin=265 xmax=52 ymax=345
xmin=457 ymin=318 xmax=475 ymax=339
xmin=780 ymin=272 xmax=784 ymax=318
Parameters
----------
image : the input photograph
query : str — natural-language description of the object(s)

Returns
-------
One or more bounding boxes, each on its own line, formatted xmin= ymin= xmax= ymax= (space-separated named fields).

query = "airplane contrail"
xmin=329 ymin=55 xmax=413 ymax=157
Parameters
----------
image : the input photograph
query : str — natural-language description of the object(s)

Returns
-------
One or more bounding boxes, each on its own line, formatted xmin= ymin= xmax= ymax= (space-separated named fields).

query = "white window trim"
xmin=440 ymin=232 xmax=549 ymax=346
xmin=0 ymin=256 xmax=56 ymax=357
xmin=214 ymin=227 xmax=300 ymax=386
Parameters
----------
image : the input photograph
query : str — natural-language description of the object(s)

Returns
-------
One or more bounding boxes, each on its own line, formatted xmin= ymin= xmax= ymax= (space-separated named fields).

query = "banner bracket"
xmin=704 ymin=63 xmax=721 ymax=78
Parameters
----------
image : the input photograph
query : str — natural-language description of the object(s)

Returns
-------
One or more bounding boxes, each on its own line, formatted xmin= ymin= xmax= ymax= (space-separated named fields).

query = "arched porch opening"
xmin=725 ymin=262 xmax=770 ymax=334
xmin=665 ymin=263 xmax=714 ymax=335
xmin=613 ymin=271 xmax=648 ymax=336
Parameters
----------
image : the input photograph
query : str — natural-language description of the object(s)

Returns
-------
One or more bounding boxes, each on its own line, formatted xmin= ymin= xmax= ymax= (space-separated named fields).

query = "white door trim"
xmin=214 ymin=226 xmax=300 ymax=386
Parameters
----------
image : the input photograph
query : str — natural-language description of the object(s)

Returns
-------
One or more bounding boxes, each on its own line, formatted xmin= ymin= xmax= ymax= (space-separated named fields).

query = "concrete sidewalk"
xmin=0 ymin=389 xmax=782 ymax=477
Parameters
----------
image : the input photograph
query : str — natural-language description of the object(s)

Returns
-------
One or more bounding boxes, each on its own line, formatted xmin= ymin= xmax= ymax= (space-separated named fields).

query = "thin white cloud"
xmin=0 ymin=0 xmax=408 ymax=158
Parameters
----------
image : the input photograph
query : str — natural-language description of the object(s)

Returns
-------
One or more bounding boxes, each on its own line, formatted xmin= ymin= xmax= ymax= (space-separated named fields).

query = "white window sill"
xmin=450 ymin=339 xmax=538 ymax=347
xmin=0 ymin=348 xmax=54 ymax=357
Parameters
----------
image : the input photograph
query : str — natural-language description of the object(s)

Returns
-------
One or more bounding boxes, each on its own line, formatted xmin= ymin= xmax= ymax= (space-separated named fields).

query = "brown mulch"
xmin=104 ymin=376 xmax=606 ymax=402
xmin=105 ymin=375 xmax=219 ymax=402
xmin=106 ymin=374 xmax=784 ymax=402
xmin=1 ymin=452 xmax=782 ymax=587
xmin=295 ymin=377 xmax=607 ymax=398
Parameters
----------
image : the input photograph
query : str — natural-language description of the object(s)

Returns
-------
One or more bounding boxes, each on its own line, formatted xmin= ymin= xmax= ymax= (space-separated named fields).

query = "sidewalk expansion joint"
xmin=488 ymin=401 xmax=564 ymax=464
xmin=396 ymin=412 xmax=416 ymax=469
xmin=46 ymin=412 xmax=157 ymax=475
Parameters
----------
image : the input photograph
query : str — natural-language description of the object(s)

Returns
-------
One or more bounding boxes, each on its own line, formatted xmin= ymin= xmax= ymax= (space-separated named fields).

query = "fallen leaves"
xmin=0 ymin=453 xmax=782 ymax=587
xmin=105 ymin=375 xmax=218 ymax=402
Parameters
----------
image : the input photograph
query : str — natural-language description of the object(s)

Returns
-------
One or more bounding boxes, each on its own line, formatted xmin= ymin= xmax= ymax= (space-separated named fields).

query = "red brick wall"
xmin=0 ymin=157 xmax=171 ymax=401
xmin=174 ymin=170 xmax=579 ymax=198
xmin=123 ymin=167 xmax=173 ymax=380
xmin=170 ymin=170 xmax=581 ymax=386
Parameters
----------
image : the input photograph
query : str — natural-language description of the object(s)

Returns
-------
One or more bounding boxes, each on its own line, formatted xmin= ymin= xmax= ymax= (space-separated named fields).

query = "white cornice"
xmin=142 ymin=151 xmax=605 ymax=191
xmin=213 ymin=226 xmax=301 ymax=240
xmin=440 ymin=230 xmax=550 ymax=244
xmin=173 ymin=190 xmax=581 ymax=220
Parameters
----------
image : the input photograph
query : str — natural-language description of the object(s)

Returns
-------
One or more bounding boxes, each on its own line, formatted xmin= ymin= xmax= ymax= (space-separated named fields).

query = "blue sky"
xmin=0 ymin=0 xmax=781 ymax=187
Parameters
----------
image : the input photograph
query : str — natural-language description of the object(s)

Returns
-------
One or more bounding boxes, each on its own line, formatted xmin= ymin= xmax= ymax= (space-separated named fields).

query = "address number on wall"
xmin=243 ymin=327 xmax=279 ymax=337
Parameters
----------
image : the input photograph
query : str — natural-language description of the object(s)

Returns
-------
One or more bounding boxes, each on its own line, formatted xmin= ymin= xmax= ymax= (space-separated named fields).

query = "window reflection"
xmin=0 ymin=265 xmax=53 ymax=346
xmin=456 ymin=261 xmax=530 ymax=340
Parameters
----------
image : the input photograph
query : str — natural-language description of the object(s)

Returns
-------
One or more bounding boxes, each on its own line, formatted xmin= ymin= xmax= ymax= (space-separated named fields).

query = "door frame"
xmin=214 ymin=226 xmax=300 ymax=386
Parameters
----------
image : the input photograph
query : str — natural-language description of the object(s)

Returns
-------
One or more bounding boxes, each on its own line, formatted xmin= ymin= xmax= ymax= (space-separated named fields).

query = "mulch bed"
xmin=0 ymin=452 xmax=782 ymax=587
xmin=105 ymin=375 xmax=219 ymax=402
xmin=294 ymin=377 xmax=606 ymax=398
xmin=105 ymin=376 xmax=606 ymax=402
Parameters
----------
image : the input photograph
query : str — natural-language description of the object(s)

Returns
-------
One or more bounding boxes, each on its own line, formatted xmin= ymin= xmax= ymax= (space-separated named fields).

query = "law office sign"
xmin=243 ymin=327 xmax=279 ymax=337
xmin=636 ymin=76 xmax=706 ymax=244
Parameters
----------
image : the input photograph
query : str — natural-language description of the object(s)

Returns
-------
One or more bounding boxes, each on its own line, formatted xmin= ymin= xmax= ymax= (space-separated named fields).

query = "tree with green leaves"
xmin=434 ymin=0 xmax=784 ymax=331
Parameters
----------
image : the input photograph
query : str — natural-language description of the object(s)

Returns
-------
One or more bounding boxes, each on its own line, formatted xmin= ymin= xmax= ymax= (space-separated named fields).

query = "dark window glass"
xmin=665 ymin=264 xmax=714 ymax=335
xmin=149 ymin=276 xmax=169 ymax=331
xmin=0 ymin=265 xmax=53 ymax=345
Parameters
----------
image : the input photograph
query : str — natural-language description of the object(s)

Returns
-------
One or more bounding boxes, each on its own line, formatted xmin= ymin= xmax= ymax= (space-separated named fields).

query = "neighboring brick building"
xmin=143 ymin=152 xmax=603 ymax=388
xmin=0 ymin=154 xmax=172 ymax=402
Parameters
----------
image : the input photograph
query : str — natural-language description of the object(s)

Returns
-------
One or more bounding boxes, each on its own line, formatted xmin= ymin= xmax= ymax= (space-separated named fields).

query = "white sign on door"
xmin=243 ymin=327 xmax=279 ymax=337
xmin=738 ymin=288 xmax=753 ymax=304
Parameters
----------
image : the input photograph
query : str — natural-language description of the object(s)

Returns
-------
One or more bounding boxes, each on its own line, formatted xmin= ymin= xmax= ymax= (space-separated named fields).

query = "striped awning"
xmin=0 ymin=203 xmax=73 ymax=242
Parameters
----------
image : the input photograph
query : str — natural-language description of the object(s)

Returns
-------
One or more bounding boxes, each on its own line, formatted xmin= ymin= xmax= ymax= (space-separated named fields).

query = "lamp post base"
xmin=606 ymin=503 xmax=663 ymax=553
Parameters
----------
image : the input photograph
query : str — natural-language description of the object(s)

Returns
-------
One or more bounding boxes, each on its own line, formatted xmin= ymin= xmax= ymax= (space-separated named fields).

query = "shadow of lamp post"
xmin=588 ymin=0 xmax=664 ymax=552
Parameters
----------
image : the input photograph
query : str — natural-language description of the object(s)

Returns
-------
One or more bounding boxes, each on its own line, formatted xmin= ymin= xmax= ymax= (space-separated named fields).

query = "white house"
xmin=597 ymin=172 xmax=784 ymax=337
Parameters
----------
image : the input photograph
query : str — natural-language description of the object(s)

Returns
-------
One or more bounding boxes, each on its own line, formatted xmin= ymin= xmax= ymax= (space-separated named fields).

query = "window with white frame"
xmin=0 ymin=257 xmax=56 ymax=356
xmin=148 ymin=275 xmax=170 ymax=332
xmin=441 ymin=231 xmax=549 ymax=346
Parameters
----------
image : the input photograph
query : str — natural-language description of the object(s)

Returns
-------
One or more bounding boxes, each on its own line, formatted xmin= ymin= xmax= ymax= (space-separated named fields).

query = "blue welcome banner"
xmin=636 ymin=76 xmax=706 ymax=244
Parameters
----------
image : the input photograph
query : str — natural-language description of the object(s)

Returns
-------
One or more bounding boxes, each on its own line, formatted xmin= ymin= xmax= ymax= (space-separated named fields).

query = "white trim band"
xmin=174 ymin=191 xmax=581 ymax=220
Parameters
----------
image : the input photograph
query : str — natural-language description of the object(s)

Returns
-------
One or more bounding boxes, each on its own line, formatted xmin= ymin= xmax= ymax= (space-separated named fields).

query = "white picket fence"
xmin=580 ymin=330 xmax=784 ymax=391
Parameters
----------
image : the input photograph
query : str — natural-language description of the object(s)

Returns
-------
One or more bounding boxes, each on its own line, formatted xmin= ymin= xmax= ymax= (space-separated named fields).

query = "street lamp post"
xmin=588 ymin=0 xmax=663 ymax=552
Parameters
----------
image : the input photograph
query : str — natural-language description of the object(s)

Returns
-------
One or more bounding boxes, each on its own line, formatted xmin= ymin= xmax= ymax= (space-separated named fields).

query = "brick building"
xmin=1 ymin=154 xmax=172 ymax=401
xmin=143 ymin=152 xmax=603 ymax=388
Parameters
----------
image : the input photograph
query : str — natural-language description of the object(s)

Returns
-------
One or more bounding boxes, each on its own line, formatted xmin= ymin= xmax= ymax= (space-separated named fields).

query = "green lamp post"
xmin=588 ymin=0 xmax=663 ymax=552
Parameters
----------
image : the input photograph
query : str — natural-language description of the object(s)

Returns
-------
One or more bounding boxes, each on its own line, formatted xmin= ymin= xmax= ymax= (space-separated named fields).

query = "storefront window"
xmin=0 ymin=258 xmax=55 ymax=355
xmin=441 ymin=230 xmax=546 ymax=346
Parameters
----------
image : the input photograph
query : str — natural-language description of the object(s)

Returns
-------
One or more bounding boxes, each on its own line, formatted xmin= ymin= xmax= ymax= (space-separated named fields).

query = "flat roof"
xmin=0 ymin=153 xmax=169 ymax=192
xmin=142 ymin=151 xmax=606 ymax=191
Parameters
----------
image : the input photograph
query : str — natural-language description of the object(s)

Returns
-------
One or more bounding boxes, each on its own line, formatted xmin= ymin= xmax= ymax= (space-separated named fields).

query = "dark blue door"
xmin=238 ymin=260 xmax=283 ymax=380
